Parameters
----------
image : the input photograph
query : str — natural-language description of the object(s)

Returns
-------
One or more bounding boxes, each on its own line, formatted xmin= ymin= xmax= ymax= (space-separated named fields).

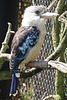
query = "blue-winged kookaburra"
xmin=9 ymin=5 xmax=58 ymax=96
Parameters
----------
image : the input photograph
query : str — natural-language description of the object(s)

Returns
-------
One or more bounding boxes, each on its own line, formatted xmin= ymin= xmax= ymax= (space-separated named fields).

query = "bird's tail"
xmin=9 ymin=69 xmax=20 ymax=96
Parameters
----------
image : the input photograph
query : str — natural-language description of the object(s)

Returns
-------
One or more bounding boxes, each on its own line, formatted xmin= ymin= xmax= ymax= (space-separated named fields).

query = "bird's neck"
xmin=22 ymin=20 xmax=45 ymax=32
xmin=22 ymin=19 xmax=46 ymax=40
xmin=22 ymin=18 xmax=46 ymax=30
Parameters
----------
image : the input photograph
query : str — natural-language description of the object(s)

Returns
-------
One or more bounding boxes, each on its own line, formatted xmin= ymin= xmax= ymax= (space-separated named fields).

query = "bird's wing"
xmin=10 ymin=26 xmax=40 ymax=70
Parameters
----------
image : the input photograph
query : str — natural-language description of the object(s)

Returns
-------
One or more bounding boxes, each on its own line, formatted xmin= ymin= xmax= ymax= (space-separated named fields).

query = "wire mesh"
xmin=17 ymin=0 xmax=67 ymax=99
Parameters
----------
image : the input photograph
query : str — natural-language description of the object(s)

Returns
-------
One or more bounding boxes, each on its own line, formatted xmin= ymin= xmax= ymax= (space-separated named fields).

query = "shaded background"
xmin=0 ymin=0 xmax=18 ymax=99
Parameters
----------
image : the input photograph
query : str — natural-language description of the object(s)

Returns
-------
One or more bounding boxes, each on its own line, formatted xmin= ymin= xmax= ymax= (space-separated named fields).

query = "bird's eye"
xmin=35 ymin=10 xmax=40 ymax=15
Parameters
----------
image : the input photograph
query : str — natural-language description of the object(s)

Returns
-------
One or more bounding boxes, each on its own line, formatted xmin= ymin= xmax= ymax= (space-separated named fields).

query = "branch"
xmin=58 ymin=11 xmax=67 ymax=23
xmin=48 ymin=60 xmax=67 ymax=73
xmin=0 ymin=60 xmax=67 ymax=80
xmin=0 ymin=53 xmax=11 ymax=61
xmin=0 ymin=22 xmax=15 ymax=53
xmin=27 ymin=60 xmax=67 ymax=74
xmin=0 ymin=22 xmax=15 ymax=69
xmin=42 ymin=95 xmax=61 ymax=100
xmin=47 ymin=0 xmax=57 ymax=10
xmin=55 ymin=0 xmax=65 ymax=14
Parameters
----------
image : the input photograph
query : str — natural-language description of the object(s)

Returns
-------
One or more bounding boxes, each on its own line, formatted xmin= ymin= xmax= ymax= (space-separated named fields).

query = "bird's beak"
xmin=41 ymin=12 xmax=59 ymax=19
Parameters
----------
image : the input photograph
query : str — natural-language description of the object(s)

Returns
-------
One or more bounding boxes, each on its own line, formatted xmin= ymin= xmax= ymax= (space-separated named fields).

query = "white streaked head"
xmin=22 ymin=5 xmax=59 ymax=27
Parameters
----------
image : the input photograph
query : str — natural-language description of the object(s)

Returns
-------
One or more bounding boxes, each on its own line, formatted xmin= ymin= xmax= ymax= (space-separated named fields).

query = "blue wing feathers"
xmin=10 ymin=26 xmax=40 ymax=69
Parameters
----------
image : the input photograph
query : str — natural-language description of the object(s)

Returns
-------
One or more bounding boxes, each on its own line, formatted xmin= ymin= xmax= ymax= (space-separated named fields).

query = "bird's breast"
xmin=21 ymin=31 xmax=45 ymax=66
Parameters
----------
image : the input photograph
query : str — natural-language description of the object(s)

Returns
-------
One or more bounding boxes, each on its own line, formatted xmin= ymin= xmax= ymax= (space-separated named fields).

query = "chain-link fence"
xmin=17 ymin=0 xmax=67 ymax=99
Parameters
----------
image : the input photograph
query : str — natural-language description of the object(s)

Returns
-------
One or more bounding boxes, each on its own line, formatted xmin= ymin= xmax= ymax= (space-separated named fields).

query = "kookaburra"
xmin=9 ymin=5 xmax=58 ymax=96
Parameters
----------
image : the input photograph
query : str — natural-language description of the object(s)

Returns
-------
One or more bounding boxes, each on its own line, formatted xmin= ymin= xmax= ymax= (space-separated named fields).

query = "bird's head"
xmin=22 ymin=6 xmax=59 ymax=27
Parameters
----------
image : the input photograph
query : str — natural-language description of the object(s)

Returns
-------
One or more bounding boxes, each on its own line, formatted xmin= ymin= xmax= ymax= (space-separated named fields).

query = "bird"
xmin=9 ymin=5 xmax=58 ymax=96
